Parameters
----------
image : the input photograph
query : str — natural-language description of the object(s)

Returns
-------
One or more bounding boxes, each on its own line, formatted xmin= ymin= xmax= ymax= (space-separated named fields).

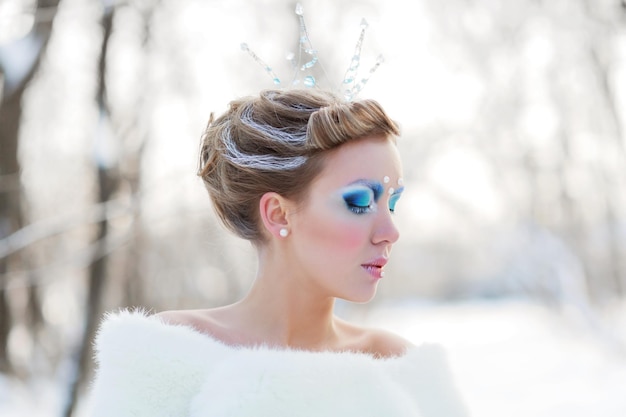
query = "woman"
xmin=88 ymin=89 xmax=468 ymax=417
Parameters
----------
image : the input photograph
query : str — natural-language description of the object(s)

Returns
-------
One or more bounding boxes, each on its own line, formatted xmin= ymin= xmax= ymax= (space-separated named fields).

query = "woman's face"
xmin=286 ymin=135 xmax=404 ymax=303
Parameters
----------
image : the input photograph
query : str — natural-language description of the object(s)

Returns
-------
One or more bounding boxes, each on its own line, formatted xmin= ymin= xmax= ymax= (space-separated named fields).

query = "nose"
xmin=372 ymin=208 xmax=400 ymax=245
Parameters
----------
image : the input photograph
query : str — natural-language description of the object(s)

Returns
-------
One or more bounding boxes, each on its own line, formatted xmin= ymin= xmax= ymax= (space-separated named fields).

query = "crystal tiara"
xmin=240 ymin=3 xmax=384 ymax=101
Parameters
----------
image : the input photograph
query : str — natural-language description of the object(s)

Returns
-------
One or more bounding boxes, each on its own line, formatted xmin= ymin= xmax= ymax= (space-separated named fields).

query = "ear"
xmin=259 ymin=192 xmax=291 ymax=239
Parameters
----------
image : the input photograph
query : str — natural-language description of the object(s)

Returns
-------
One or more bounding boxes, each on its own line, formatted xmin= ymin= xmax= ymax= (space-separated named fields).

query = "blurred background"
xmin=1 ymin=0 xmax=626 ymax=416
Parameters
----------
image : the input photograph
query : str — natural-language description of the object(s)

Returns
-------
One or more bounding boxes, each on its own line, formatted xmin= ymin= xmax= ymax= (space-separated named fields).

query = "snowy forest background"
xmin=1 ymin=0 xmax=626 ymax=416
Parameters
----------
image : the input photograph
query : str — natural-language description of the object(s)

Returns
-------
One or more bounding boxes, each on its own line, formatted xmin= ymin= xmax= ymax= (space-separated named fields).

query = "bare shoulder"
xmin=155 ymin=309 xmax=199 ymax=324
xmin=335 ymin=318 xmax=414 ymax=358
xmin=154 ymin=309 xmax=222 ymax=335
xmin=366 ymin=327 xmax=414 ymax=358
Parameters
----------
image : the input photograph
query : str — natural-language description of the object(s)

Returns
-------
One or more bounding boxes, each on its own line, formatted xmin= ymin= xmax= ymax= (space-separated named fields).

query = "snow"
xmin=364 ymin=299 xmax=626 ymax=417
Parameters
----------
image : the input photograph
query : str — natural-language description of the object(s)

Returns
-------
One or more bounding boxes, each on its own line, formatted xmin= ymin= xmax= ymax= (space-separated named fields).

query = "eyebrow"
xmin=346 ymin=180 xmax=384 ymax=200
xmin=390 ymin=186 xmax=405 ymax=195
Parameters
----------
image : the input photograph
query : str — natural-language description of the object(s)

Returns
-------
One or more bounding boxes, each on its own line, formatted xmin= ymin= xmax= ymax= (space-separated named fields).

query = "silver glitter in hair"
xmin=240 ymin=105 xmax=308 ymax=145
xmin=221 ymin=121 xmax=308 ymax=171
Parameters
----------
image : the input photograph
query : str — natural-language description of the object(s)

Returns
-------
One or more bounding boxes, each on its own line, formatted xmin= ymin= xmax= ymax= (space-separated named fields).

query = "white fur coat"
xmin=88 ymin=310 xmax=468 ymax=417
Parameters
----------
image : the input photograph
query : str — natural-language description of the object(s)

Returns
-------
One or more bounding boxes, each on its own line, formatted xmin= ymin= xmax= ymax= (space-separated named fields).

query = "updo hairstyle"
xmin=198 ymin=89 xmax=399 ymax=244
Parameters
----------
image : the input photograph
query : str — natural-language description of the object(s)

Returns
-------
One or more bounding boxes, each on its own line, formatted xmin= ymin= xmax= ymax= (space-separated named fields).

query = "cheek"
xmin=333 ymin=223 xmax=367 ymax=252
xmin=306 ymin=213 xmax=368 ymax=254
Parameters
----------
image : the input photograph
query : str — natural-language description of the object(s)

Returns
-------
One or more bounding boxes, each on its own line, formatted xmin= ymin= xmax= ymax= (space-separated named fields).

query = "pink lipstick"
xmin=361 ymin=257 xmax=388 ymax=279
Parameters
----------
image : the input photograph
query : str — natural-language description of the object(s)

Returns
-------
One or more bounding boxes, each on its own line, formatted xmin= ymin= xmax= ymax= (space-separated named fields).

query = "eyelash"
xmin=347 ymin=203 xmax=373 ymax=215
xmin=343 ymin=191 xmax=375 ymax=215
xmin=348 ymin=201 xmax=400 ymax=215
xmin=343 ymin=186 xmax=401 ymax=215
xmin=389 ymin=195 xmax=401 ymax=213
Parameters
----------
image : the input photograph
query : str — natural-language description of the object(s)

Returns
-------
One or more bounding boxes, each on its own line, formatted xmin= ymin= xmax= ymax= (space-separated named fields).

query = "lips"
xmin=361 ymin=257 xmax=388 ymax=279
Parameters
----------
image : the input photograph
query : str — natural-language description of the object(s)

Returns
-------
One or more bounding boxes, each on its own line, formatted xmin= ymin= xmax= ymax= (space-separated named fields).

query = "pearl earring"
xmin=279 ymin=228 xmax=289 ymax=237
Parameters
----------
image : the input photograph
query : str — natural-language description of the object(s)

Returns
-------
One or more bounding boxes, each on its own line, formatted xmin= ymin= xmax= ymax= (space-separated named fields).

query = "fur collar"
xmin=87 ymin=309 xmax=468 ymax=417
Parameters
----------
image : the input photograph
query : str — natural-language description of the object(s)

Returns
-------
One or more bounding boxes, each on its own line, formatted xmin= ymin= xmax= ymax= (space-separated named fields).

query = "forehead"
xmin=313 ymin=136 xmax=402 ymax=190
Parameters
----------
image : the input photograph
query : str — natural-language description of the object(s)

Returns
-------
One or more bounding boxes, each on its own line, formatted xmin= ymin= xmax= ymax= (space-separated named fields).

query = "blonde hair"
xmin=198 ymin=89 xmax=400 ymax=243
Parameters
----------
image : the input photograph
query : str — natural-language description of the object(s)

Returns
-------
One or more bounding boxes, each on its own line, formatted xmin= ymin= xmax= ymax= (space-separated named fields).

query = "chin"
xmin=341 ymin=288 xmax=378 ymax=304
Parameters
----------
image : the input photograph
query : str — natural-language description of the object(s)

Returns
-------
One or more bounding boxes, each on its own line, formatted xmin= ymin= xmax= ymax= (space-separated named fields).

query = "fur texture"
xmin=88 ymin=310 xmax=468 ymax=417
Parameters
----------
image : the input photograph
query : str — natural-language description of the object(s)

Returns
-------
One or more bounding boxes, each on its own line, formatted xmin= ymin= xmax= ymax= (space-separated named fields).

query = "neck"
xmin=234 ymin=245 xmax=338 ymax=350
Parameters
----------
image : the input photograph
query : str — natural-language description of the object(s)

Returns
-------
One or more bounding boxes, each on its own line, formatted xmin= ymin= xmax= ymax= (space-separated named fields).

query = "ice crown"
xmin=240 ymin=3 xmax=384 ymax=102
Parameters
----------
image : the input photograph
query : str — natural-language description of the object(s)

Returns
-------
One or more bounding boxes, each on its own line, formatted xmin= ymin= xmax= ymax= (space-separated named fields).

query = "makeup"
xmin=388 ymin=187 xmax=404 ymax=212
xmin=341 ymin=180 xmax=384 ymax=215
xmin=341 ymin=180 xmax=404 ymax=214
xmin=361 ymin=256 xmax=388 ymax=279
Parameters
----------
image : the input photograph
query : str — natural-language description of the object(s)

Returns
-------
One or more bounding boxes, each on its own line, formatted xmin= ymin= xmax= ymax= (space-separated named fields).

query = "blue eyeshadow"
xmin=389 ymin=194 xmax=401 ymax=212
xmin=341 ymin=181 xmax=403 ymax=215
xmin=348 ymin=180 xmax=384 ymax=200
xmin=343 ymin=188 xmax=374 ymax=207
xmin=341 ymin=181 xmax=385 ymax=215
xmin=388 ymin=186 xmax=404 ymax=212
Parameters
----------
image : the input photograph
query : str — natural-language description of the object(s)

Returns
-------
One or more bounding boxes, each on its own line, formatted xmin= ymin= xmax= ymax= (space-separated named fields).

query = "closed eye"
xmin=343 ymin=188 xmax=375 ymax=215
xmin=347 ymin=205 xmax=371 ymax=215
xmin=389 ymin=189 xmax=403 ymax=213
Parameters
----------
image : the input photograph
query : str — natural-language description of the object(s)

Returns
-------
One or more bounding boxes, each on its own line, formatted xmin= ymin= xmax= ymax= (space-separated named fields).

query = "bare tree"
xmin=63 ymin=3 xmax=117 ymax=416
xmin=0 ymin=0 xmax=61 ymax=374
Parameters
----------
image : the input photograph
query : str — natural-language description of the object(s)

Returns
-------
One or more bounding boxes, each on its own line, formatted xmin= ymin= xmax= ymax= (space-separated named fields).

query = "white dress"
xmin=87 ymin=310 xmax=469 ymax=417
